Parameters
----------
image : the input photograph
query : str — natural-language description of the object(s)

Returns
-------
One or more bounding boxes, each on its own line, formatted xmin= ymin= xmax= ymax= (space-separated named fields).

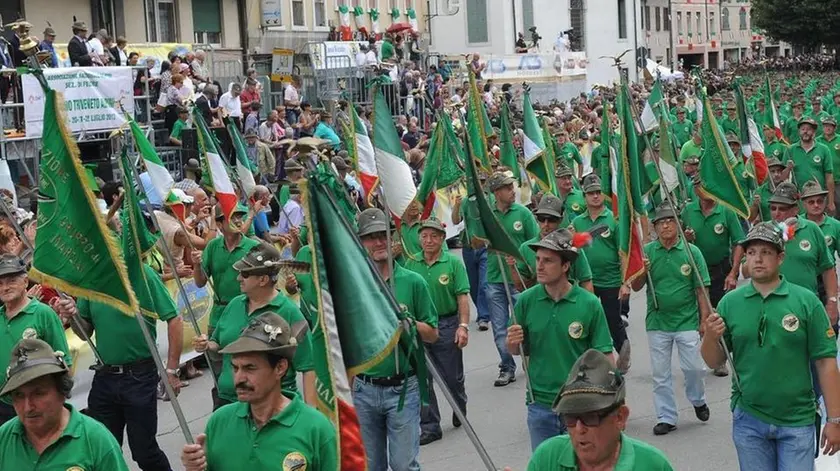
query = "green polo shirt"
xmin=780 ymin=217 xmax=834 ymax=292
xmin=572 ymin=208 xmax=622 ymax=288
xmin=672 ymin=119 xmax=693 ymax=147
xmin=557 ymin=142 xmax=583 ymax=169
xmin=718 ymin=278 xmax=837 ymax=426
xmin=205 ymin=393 xmax=337 ymax=471
xmin=404 ymin=250 xmax=470 ymax=316
xmin=0 ymin=404 xmax=129 ymax=471
xmin=527 ymin=433 xmax=674 ymax=471
xmin=201 ymin=235 xmax=261 ymax=329
xmin=511 ymin=283 xmax=613 ymax=407
xmin=679 ymin=140 xmax=702 ymax=163
xmin=764 ymin=140 xmax=787 ymax=161
xmin=559 ymin=190 xmax=587 ymax=225
xmin=680 ymin=201 xmax=745 ymax=266
xmin=516 ymin=236 xmax=593 ymax=284
xmin=398 ymin=222 xmax=448 ymax=265
xmin=643 ymin=240 xmax=710 ymax=332
xmin=170 ymin=118 xmax=187 ymax=141
xmin=211 ymin=292 xmax=313 ymax=402
xmin=783 ymin=116 xmax=803 ymax=144
xmin=783 ymin=141 xmax=834 ymax=190
xmin=486 ymin=203 xmax=539 ymax=284
xmin=0 ymin=299 xmax=72 ymax=395
xmin=817 ymin=134 xmax=840 ymax=182
xmin=362 ymin=265 xmax=438 ymax=378
xmin=816 ymin=215 xmax=840 ymax=260
xmin=78 ymin=265 xmax=177 ymax=365
xmin=754 ymin=183 xmax=776 ymax=222
xmin=721 ymin=116 xmax=740 ymax=136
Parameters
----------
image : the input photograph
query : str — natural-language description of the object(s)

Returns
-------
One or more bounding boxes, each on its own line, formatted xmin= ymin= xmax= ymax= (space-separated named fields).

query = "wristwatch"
xmin=827 ymin=417 xmax=840 ymax=425
xmin=165 ymin=368 xmax=180 ymax=376
xmin=458 ymin=323 xmax=470 ymax=332
xmin=829 ymin=296 xmax=838 ymax=303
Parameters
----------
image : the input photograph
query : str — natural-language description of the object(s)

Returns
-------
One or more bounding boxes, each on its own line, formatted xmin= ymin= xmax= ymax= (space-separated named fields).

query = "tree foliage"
xmin=751 ymin=0 xmax=840 ymax=50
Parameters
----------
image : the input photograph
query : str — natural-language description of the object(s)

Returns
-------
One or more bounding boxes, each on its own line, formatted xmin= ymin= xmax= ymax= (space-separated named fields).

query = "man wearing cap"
xmin=555 ymin=132 xmax=583 ymax=180
xmin=182 ymin=314 xmax=337 ymax=471
xmin=514 ymin=349 xmax=673 ymax=470
xmin=679 ymin=131 xmax=703 ymax=164
xmin=818 ymin=116 xmax=840 ymax=218
xmin=721 ymin=103 xmax=740 ymax=137
xmin=55 ymin=260 xmax=183 ymax=470
xmin=810 ymin=99 xmax=831 ymax=132
xmin=750 ymin=157 xmax=787 ymax=223
xmin=800 ymin=180 xmax=840 ymax=303
xmin=485 ymin=172 xmax=538 ymax=387
xmin=276 ymin=158 xmax=305 ymax=207
xmin=702 ymin=222 xmax=840 ymax=470
xmin=38 ymin=27 xmax=59 ymax=68
xmin=194 ymin=242 xmax=315 ymax=409
xmin=169 ymin=106 xmax=190 ymax=146
xmin=513 ymin=195 xmax=594 ymax=294
xmin=673 ymin=108 xmax=693 ymax=148
xmin=0 ymin=254 xmax=71 ymax=425
xmin=354 ymin=208 xmax=438 ymax=471
xmin=404 ymin=219 xmax=470 ymax=445
xmin=783 ymin=117 xmax=835 ymax=214
xmin=0 ymin=339 xmax=129 ymax=470
xmin=631 ymin=202 xmax=711 ymax=436
xmin=752 ymin=182 xmax=839 ymax=328
xmin=783 ymin=102 xmax=804 ymax=144
xmin=68 ymin=21 xmax=93 ymax=67
xmin=555 ymin=163 xmax=586 ymax=224
xmin=507 ymin=231 xmax=615 ymax=450
xmin=572 ymin=174 xmax=632 ymax=374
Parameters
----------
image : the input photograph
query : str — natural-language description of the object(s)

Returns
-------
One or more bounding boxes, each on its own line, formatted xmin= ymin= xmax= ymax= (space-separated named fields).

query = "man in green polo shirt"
xmin=783 ymin=102 xmax=804 ymax=144
xmin=194 ymin=242 xmax=314 ymax=410
xmin=631 ymin=202 xmax=711 ymax=436
xmin=182 ymin=313 xmax=337 ymax=471
xmin=672 ymin=108 xmax=693 ymax=147
xmin=817 ymin=116 xmax=840 ymax=218
xmin=750 ymin=158 xmax=786 ymax=223
xmin=555 ymin=131 xmax=583 ymax=180
xmin=0 ymin=254 xmax=71 ymax=425
xmin=800 ymin=181 xmax=840 ymax=304
xmin=721 ymin=103 xmax=740 ymax=137
xmin=681 ymin=155 xmax=699 ymax=203
xmin=782 ymin=117 xmax=835 ymax=213
xmin=56 ymin=263 xmax=183 ymax=470
xmin=513 ymin=194 xmax=594 ymax=293
xmin=0 ymin=339 xmax=129 ymax=471
xmin=405 ymin=219 xmax=470 ymax=446
xmin=517 ymin=349 xmax=674 ymax=471
xmin=748 ymin=182 xmax=839 ymax=327
xmin=763 ymin=124 xmax=787 ymax=161
xmin=702 ymin=222 xmax=840 ymax=470
xmin=169 ymin=106 xmax=189 ymax=146
xmin=555 ymin=163 xmax=586 ymax=224
xmin=506 ymin=231 xmax=614 ymax=451
xmin=679 ymin=131 xmax=703 ymax=164
xmin=353 ymin=208 xmax=438 ymax=471
xmin=571 ymin=174 xmax=631 ymax=373
xmin=485 ymin=172 xmax=538 ymax=387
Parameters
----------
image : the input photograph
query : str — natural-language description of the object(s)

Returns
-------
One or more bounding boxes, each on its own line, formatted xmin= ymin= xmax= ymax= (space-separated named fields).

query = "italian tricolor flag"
xmin=228 ymin=121 xmax=257 ymax=198
xmin=128 ymin=118 xmax=185 ymax=221
xmin=193 ymin=109 xmax=237 ymax=221
xmin=764 ymin=76 xmax=785 ymax=143
xmin=348 ymin=104 xmax=377 ymax=204
xmin=372 ymin=87 xmax=416 ymax=223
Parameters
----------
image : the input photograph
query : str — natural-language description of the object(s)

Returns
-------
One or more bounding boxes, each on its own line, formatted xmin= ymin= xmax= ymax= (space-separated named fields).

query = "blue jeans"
xmin=486 ymin=282 xmax=518 ymax=374
xmin=462 ymin=246 xmax=489 ymax=323
xmin=353 ymin=376 xmax=421 ymax=471
xmin=527 ymin=402 xmax=566 ymax=451
xmin=732 ymin=406 xmax=815 ymax=471
xmin=647 ymin=330 xmax=707 ymax=425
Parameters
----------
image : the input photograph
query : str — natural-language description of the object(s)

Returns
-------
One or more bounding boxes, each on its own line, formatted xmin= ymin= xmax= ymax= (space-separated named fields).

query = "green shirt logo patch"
xmin=66 ymin=467 xmax=85 ymax=471
xmin=601 ymin=228 xmax=611 ymax=238
xmin=714 ymin=223 xmax=725 ymax=235
xmin=782 ymin=314 xmax=800 ymax=332
xmin=513 ymin=221 xmax=523 ymax=231
xmin=572 ymin=203 xmax=581 ymax=212
xmin=826 ymin=235 xmax=834 ymax=246
xmin=814 ymin=155 xmax=822 ymax=163
xmin=800 ymin=240 xmax=811 ymax=252
xmin=282 ymin=452 xmax=307 ymax=471
xmin=568 ymin=321 xmax=584 ymax=339
xmin=438 ymin=274 xmax=450 ymax=285
xmin=680 ymin=264 xmax=692 ymax=276
xmin=835 ymin=144 xmax=840 ymax=150
xmin=22 ymin=328 xmax=37 ymax=340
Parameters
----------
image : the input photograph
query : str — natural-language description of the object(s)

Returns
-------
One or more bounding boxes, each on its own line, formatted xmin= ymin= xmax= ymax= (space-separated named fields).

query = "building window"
xmin=644 ymin=6 xmax=650 ymax=32
xmin=292 ymin=0 xmax=305 ymax=26
xmin=655 ymin=7 xmax=661 ymax=31
xmin=353 ymin=0 xmax=364 ymax=7
xmin=569 ymin=0 xmax=586 ymax=51
xmin=686 ymin=11 xmax=692 ymax=35
xmin=145 ymin=0 xmax=177 ymax=42
xmin=664 ymin=8 xmax=670 ymax=30
xmin=677 ymin=12 xmax=682 ymax=34
xmin=314 ymin=0 xmax=327 ymax=27
xmin=192 ymin=0 xmax=221 ymax=45
xmin=696 ymin=12 xmax=701 ymax=40
xmin=390 ymin=0 xmax=402 ymax=11
xmin=709 ymin=12 xmax=715 ymax=37
xmin=522 ymin=0 xmax=535 ymax=32
xmin=617 ymin=0 xmax=627 ymax=39
xmin=466 ymin=0 xmax=488 ymax=44
xmin=721 ymin=8 xmax=730 ymax=30
xmin=739 ymin=7 xmax=747 ymax=30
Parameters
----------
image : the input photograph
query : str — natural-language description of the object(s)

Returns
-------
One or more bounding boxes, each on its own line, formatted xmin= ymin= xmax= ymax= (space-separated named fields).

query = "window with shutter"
xmin=466 ymin=0 xmax=489 ymax=44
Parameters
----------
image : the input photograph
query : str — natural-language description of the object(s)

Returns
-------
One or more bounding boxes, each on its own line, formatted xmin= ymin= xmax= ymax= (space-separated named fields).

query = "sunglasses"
xmin=537 ymin=216 xmax=560 ymax=223
xmin=562 ymin=404 xmax=620 ymax=428
xmin=769 ymin=204 xmax=793 ymax=211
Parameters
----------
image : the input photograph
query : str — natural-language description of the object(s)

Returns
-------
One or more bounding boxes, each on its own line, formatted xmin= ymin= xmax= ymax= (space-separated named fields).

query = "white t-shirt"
xmin=284 ymin=85 xmax=299 ymax=104
xmin=365 ymin=50 xmax=378 ymax=66
xmin=219 ymin=92 xmax=242 ymax=118
xmin=88 ymin=38 xmax=104 ymax=55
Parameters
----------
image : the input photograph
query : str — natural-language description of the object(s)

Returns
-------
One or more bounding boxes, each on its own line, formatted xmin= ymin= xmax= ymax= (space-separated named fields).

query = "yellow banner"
xmin=53 ymin=43 xmax=194 ymax=72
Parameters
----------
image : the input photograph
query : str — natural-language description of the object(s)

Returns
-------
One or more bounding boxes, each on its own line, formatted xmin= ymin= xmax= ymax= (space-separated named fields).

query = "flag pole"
xmin=0 ymin=196 xmax=105 ymax=366
xmin=494 ymin=253 xmax=534 ymax=404
xmin=123 ymin=150 xmax=220 ymax=389
xmin=311 ymin=165 xmax=499 ymax=471
xmin=621 ymin=79 xmax=742 ymax=391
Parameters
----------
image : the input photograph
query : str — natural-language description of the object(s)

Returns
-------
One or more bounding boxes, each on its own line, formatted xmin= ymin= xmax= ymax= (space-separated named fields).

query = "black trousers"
xmin=593 ymin=286 xmax=630 ymax=352
xmin=88 ymin=363 xmax=172 ymax=471
xmin=421 ymin=314 xmax=467 ymax=434
xmin=707 ymin=259 xmax=733 ymax=308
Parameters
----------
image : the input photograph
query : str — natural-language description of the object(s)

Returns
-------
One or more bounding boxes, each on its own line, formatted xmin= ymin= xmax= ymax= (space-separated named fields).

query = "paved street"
xmin=127 ymin=282 xmax=840 ymax=470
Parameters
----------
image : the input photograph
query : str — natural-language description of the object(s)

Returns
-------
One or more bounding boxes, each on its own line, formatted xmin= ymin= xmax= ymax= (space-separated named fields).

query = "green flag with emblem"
xmin=498 ymin=99 xmax=520 ymax=180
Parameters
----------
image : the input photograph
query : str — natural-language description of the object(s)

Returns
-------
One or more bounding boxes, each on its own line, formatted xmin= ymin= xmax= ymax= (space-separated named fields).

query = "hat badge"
xmin=782 ymin=314 xmax=800 ymax=332
xmin=568 ymin=321 xmax=584 ymax=339
xmin=263 ymin=324 xmax=283 ymax=342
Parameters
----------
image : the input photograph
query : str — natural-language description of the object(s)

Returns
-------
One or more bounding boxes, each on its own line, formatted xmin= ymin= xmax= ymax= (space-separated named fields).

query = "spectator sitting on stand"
xmin=313 ymin=113 xmax=341 ymax=150
xmin=169 ymin=107 xmax=190 ymax=146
